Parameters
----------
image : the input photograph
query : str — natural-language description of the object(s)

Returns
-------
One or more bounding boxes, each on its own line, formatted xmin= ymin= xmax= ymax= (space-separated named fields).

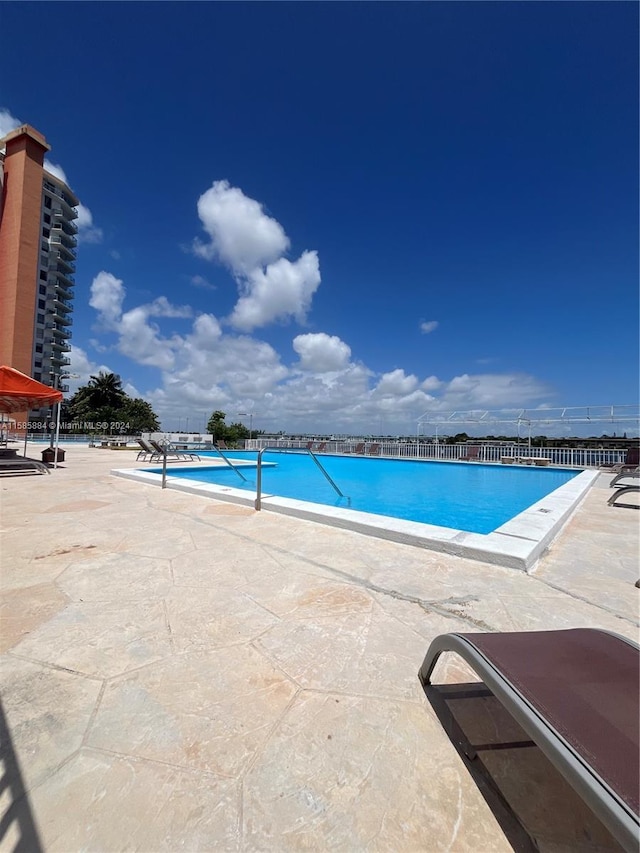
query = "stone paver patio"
xmin=1 ymin=445 xmax=638 ymax=851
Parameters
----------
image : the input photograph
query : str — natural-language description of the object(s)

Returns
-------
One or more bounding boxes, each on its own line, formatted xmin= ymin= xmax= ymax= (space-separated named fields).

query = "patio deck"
xmin=1 ymin=445 xmax=638 ymax=851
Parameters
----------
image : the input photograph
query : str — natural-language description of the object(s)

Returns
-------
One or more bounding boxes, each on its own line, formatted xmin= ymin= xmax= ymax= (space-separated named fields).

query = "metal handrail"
xmin=213 ymin=443 xmax=248 ymax=482
xmin=255 ymin=446 xmax=347 ymax=511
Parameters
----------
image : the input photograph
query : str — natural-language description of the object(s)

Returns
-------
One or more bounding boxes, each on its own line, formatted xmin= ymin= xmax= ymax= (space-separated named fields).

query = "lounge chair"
xmin=353 ymin=442 xmax=365 ymax=455
xmin=316 ymin=442 xmax=327 ymax=452
xmin=216 ymin=439 xmax=228 ymax=450
xmin=149 ymin=440 xmax=200 ymax=461
xmin=418 ymin=628 xmax=639 ymax=852
xmin=610 ymin=466 xmax=640 ymax=489
xmin=136 ymin=438 xmax=156 ymax=460
xmin=459 ymin=445 xmax=481 ymax=461
xmin=0 ymin=456 xmax=50 ymax=476
xmin=368 ymin=443 xmax=381 ymax=456
xmin=608 ymin=446 xmax=640 ymax=474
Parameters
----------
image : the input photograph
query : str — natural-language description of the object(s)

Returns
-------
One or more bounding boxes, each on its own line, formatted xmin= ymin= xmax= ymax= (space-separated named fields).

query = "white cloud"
xmin=90 ymin=272 xmax=125 ymax=331
xmin=194 ymin=180 xmax=289 ymax=272
xmin=420 ymin=320 xmax=439 ymax=334
xmin=421 ymin=375 xmax=442 ymax=392
xmin=375 ymin=369 xmax=419 ymax=396
xmin=230 ymin=251 xmax=321 ymax=331
xmin=194 ymin=181 xmax=321 ymax=331
xmin=88 ymin=271 xmax=192 ymax=371
xmin=293 ymin=333 xmax=351 ymax=373
xmin=146 ymin=296 xmax=192 ymax=319
xmin=85 ymin=269 xmax=555 ymax=435
xmin=0 ymin=108 xmax=23 ymax=140
xmin=437 ymin=373 xmax=551 ymax=409
xmin=118 ymin=307 xmax=178 ymax=370
xmin=190 ymin=274 xmax=216 ymax=291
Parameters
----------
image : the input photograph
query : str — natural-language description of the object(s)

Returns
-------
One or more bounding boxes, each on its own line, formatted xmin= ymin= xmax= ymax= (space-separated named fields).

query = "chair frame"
xmin=418 ymin=629 xmax=639 ymax=851
xmin=608 ymin=485 xmax=640 ymax=509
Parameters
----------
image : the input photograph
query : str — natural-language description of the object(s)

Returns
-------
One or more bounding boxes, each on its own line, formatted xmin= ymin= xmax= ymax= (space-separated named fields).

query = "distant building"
xmin=0 ymin=124 xmax=78 ymax=406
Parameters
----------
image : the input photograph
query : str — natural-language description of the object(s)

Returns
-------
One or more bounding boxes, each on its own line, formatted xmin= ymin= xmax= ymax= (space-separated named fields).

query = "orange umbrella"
xmin=0 ymin=366 xmax=65 ymax=463
xmin=0 ymin=365 xmax=63 ymax=412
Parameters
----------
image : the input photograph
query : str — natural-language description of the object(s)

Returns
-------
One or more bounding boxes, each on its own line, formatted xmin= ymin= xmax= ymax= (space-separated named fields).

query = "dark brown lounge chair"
xmin=149 ymin=440 xmax=200 ymax=461
xmin=419 ymin=628 xmax=639 ymax=851
xmin=608 ymin=446 xmax=640 ymax=474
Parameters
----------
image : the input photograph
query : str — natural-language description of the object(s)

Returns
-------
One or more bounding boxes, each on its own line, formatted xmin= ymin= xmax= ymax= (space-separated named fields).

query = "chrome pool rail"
xmin=255 ymin=446 xmax=347 ymax=511
xmin=213 ymin=442 xmax=248 ymax=483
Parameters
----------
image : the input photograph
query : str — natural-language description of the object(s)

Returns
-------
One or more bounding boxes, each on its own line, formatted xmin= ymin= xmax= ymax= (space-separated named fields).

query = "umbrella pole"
xmin=23 ymin=427 xmax=28 ymax=458
xmin=54 ymin=402 xmax=61 ymax=469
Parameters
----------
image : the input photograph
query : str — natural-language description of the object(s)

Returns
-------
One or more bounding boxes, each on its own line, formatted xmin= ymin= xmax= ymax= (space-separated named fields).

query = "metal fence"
xmin=246 ymin=438 xmax=632 ymax=469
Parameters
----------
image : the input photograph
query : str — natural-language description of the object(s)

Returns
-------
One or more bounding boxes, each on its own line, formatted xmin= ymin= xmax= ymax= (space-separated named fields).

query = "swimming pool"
xmin=114 ymin=452 xmax=597 ymax=570
xmin=149 ymin=451 xmax=578 ymax=535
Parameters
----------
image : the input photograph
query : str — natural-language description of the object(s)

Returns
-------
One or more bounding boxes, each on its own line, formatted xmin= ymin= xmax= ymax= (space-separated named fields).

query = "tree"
xmin=205 ymin=411 xmax=252 ymax=446
xmin=68 ymin=372 xmax=160 ymax=434
xmin=121 ymin=398 xmax=160 ymax=433
xmin=70 ymin=372 xmax=126 ymax=423
xmin=207 ymin=410 xmax=227 ymax=439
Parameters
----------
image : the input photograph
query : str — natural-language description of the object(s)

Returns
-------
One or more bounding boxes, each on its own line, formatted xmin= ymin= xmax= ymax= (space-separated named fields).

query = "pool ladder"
xmin=213 ymin=443 xmax=248 ymax=482
xmin=255 ymin=446 xmax=348 ymax=511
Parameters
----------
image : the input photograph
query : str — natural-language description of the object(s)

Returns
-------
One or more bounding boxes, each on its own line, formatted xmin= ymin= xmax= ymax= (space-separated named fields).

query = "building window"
xmin=39 ymin=284 xmax=47 ymax=295
xmin=36 ymin=344 xmax=43 ymax=353
xmin=44 ymin=195 xmax=52 ymax=209
xmin=42 ymin=227 xmax=50 ymax=238
xmin=34 ymin=372 xmax=42 ymax=381
xmin=36 ymin=328 xmax=44 ymax=340
xmin=39 ymin=271 xmax=47 ymax=281
xmin=37 ymin=313 xmax=45 ymax=324
xmin=35 ymin=360 xmax=42 ymax=368
xmin=44 ymin=213 xmax=51 ymax=224
xmin=38 ymin=299 xmax=46 ymax=309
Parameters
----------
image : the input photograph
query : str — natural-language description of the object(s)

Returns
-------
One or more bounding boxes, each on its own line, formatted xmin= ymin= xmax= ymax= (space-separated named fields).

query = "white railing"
xmin=246 ymin=439 xmax=633 ymax=469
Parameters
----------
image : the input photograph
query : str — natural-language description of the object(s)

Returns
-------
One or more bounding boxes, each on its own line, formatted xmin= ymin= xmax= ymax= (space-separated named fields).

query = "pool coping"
xmin=111 ymin=463 xmax=598 ymax=572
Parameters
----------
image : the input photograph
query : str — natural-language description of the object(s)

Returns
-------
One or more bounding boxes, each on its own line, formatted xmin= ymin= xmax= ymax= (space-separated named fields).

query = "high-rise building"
xmin=0 ymin=124 xmax=78 ymax=404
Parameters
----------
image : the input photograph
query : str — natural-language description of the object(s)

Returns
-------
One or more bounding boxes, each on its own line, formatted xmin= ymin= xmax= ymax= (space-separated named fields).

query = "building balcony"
xmin=50 ymin=355 xmax=71 ymax=366
xmin=49 ymin=253 xmax=75 ymax=274
xmin=50 ymin=226 xmax=77 ymax=248
xmin=45 ymin=323 xmax=71 ymax=339
xmin=51 ymin=293 xmax=73 ymax=309
xmin=51 ymin=340 xmax=72 ymax=353
xmin=49 ymin=267 xmax=76 ymax=290
xmin=49 ymin=237 xmax=77 ymax=259
xmin=52 ymin=210 xmax=78 ymax=235
xmin=49 ymin=192 xmax=78 ymax=220
xmin=53 ymin=282 xmax=74 ymax=302
xmin=50 ymin=309 xmax=72 ymax=326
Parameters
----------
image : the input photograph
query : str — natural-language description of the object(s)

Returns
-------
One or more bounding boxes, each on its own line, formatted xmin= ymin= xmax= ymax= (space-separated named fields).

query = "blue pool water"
xmin=149 ymin=452 xmax=579 ymax=535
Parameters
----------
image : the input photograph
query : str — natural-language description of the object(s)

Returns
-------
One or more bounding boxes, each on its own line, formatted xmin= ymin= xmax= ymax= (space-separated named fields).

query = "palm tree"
xmin=86 ymin=371 xmax=126 ymax=409
xmin=70 ymin=372 xmax=126 ymax=425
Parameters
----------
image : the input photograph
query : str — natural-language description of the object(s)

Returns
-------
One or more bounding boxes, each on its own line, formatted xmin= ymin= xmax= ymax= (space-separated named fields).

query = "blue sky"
xmin=1 ymin=1 xmax=638 ymax=436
